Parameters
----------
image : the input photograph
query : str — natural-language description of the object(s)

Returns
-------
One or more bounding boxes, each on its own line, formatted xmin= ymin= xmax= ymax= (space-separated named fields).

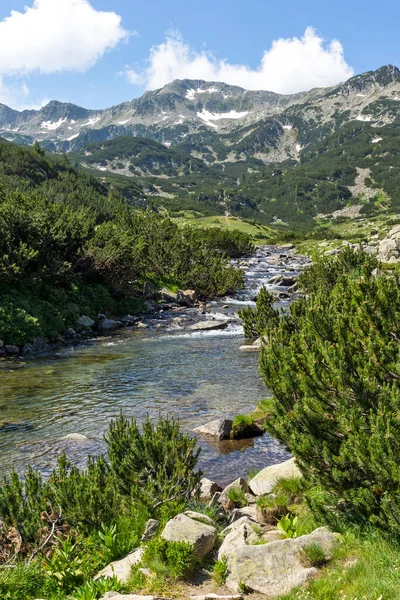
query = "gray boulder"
xmin=225 ymin=527 xmax=340 ymax=596
xmin=194 ymin=418 xmax=233 ymax=440
xmin=63 ymin=433 xmax=88 ymax=441
xmin=200 ymin=477 xmax=222 ymax=501
xmin=221 ymin=516 xmax=257 ymax=537
xmin=141 ymin=519 xmax=160 ymax=542
xmin=189 ymin=320 xmax=229 ymax=332
xmin=97 ymin=318 xmax=122 ymax=332
xmin=376 ymin=226 xmax=400 ymax=263
xmin=218 ymin=522 xmax=260 ymax=560
xmin=4 ymin=345 xmax=19 ymax=356
xmin=76 ymin=315 xmax=95 ymax=329
xmin=95 ymin=547 xmax=143 ymax=583
xmin=268 ymin=275 xmax=297 ymax=287
xmin=160 ymin=288 xmax=178 ymax=303
xmin=161 ymin=513 xmax=216 ymax=560
xmin=184 ymin=511 xmax=215 ymax=526
xmin=249 ymin=458 xmax=301 ymax=496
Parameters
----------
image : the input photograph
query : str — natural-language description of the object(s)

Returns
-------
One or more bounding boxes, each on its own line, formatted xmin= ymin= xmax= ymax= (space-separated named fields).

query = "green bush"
xmin=256 ymin=249 xmax=400 ymax=531
xmin=106 ymin=414 xmax=202 ymax=509
xmin=141 ymin=537 xmax=196 ymax=579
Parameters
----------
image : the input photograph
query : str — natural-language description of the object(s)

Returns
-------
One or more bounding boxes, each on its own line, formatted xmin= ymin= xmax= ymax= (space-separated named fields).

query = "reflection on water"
xmin=0 ymin=247 xmax=299 ymax=485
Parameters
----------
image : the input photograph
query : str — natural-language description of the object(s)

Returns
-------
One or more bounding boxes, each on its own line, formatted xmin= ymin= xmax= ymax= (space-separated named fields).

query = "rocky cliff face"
xmin=1 ymin=65 xmax=399 ymax=163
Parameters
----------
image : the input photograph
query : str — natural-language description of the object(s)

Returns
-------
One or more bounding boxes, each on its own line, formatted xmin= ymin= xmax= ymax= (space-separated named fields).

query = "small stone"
xmin=136 ymin=322 xmax=149 ymax=329
xmin=141 ymin=519 xmax=160 ymax=542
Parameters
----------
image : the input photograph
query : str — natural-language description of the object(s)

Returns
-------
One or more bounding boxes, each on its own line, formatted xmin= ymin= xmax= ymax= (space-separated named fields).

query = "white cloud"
xmin=0 ymin=76 xmax=49 ymax=110
xmin=131 ymin=28 xmax=353 ymax=94
xmin=0 ymin=0 xmax=128 ymax=76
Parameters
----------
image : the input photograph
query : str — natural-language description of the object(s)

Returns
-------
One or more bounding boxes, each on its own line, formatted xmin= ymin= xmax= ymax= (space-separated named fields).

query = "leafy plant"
xmin=226 ymin=487 xmax=248 ymax=509
xmin=213 ymin=557 xmax=228 ymax=585
xmin=277 ymin=514 xmax=299 ymax=539
xmin=70 ymin=575 xmax=123 ymax=600
xmin=43 ymin=536 xmax=84 ymax=592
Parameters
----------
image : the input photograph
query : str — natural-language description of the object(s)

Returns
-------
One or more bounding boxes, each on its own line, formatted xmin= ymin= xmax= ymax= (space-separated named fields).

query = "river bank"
xmin=0 ymin=245 xmax=309 ymax=484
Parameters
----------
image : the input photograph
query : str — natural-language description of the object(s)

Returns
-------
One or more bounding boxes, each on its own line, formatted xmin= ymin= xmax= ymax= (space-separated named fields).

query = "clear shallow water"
xmin=0 ymin=248 xmax=304 ymax=485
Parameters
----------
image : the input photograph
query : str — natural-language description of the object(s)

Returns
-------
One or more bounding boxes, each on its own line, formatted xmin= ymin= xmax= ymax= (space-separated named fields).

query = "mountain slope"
xmin=1 ymin=65 xmax=400 ymax=227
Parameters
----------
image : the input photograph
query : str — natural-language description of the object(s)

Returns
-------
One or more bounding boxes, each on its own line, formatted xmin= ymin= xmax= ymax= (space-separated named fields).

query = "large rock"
xmin=189 ymin=320 xmax=229 ymax=332
xmin=97 ymin=318 xmax=123 ymax=332
xmin=226 ymin=527 xmax=340 ymax=596
xmin=161 ymin=513 xmax=216 ymax=560
xmin=21 ymin=337 xmax=49 ymax=356
xmin=4 ymin=345 xmax=19 ymax=356
xmin=194 ymin=419 xmax=233 ymax=440
xmin=200 ymin=477 xmax=223 ymax=501
xmin=376 ymin=225 xmax=400 ymax=263
xmin=95 ymin=547 xmax=143 ymax=583
xmin=160 ymin=288 xmax=178 ymax=303
xmin=249 ymin=458 xmax=301 ymax=496
xmin=267 ymin=275 xmax=297 ymax=287
xmin=229 ymin=505 xmax=260 ymax=524
xmin=218 ymin=522 xmax=260 ymax=560
xmin=221 ymin=516 xmax=257 ymax=537
xmin=76 ymin=315 xmax=95 ymax=329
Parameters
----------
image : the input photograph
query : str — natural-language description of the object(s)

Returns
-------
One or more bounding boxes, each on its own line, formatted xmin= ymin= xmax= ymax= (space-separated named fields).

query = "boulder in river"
xmin=189 ymin=320 xmax=229 ymax=332
xmin=267 ymin=274 xmax=297 ymax=287
xmin=160 ymin=288 xmax=178 ymax=303
xmin=194 ymin=418 xmax=233 ymax=440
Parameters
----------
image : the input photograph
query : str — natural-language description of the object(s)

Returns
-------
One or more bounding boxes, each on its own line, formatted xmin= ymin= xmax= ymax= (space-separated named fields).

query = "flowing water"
xmin=0 ymin=247 xmax=307 ymax=485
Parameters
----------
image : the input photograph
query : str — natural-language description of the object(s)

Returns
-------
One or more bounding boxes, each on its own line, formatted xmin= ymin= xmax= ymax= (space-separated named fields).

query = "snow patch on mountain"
xmin=41 ymin=118 xmax=66 ymax=130
xmin=196 ymin=109 xmax=248 ymax=128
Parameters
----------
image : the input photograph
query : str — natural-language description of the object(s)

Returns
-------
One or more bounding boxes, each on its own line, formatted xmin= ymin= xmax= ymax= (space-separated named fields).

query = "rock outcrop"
xmin=376 ymin=225 xmax=400 ymax=263
xmin=225 ymin=527 xmax=340 ymax=596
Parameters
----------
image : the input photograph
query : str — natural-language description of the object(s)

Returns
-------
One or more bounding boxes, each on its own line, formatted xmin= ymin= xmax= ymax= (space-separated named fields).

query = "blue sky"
xmin=0 ymin=0 xmax=398 ymax=111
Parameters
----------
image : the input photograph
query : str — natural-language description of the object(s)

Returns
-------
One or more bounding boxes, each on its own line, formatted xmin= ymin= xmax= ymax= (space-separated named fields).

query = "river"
xmin=0 ymin=247 xmax=307 ymax=485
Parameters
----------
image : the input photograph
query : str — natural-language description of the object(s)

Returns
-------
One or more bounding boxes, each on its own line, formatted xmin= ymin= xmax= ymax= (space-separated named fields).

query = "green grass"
xmin=280 ymin=528 xmax=400 ymax=600
xmin=173 ymin=214 xmax=276 ymax=243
